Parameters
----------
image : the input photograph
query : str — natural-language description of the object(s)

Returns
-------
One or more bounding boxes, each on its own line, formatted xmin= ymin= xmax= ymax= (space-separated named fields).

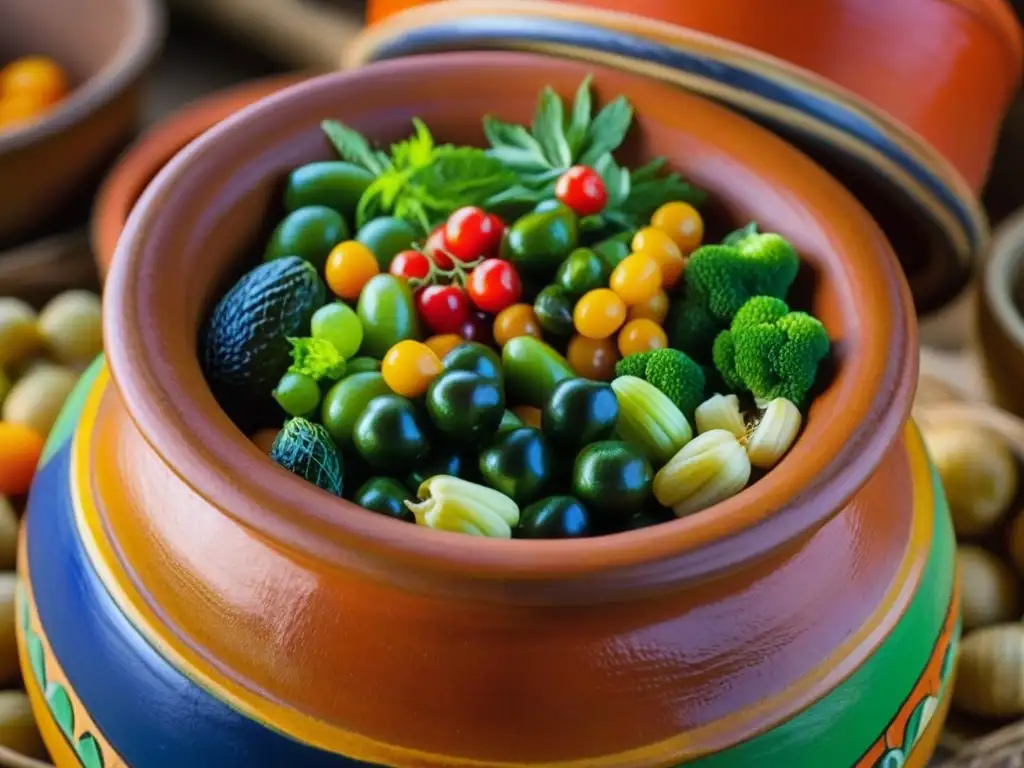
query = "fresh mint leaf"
xmin=565 ymin=75 xmax=593 ymax=157
xmin=622 ymin=171 xmax=707 ymax=220
xmin=630 ymin=157 xmax=666 ymax=184
xmin=485 ymin=183 xmax=546 ymax=207
xmin=532 ymin=86 xmax=572 ymax=169
xmin=483 ymin=116 xmax=547 ymax=155
xmin=486 ymin=145 xmax=552 ymax=175
xmin=579 ymin=96 xmax=633 ymax=167
xmin=593 ymin=153 xmax=630 ymax=209
xmin=412 ymin=147 xmax=514 ymax=198
xmin=321 ymin=120 xmax=388 ymax=175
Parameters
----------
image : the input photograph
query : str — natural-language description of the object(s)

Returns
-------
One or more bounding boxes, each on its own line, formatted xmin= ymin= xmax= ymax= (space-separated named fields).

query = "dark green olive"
xmin=533 ymin=285 xmax=575 ymax=339
xmin=517 ymin=496 xmax=592 ymax=539
xmin=353 ymin=477 xmax=415 ymax=523
xmin=555 ymin=248 xmax=609 ymax=297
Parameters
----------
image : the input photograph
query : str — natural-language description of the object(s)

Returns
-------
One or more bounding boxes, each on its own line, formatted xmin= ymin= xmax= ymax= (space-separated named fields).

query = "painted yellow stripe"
xmin=68 ymin=367 xmax=940 ymax=767
xmin=17 ymin=530 xmax=127 ymax=768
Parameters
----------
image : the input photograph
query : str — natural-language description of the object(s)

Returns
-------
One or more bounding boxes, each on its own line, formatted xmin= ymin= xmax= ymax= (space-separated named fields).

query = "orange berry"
xmin=325 ymin=241 xmax=379 ymax=300
xmin=493 ymin=303 xmax=542 ymax=346
xmin=651 ymin=201 xmax=704 ymax=253
xmin=0 ymin=93 xmax=50 ymax=130
xmin=567 ymin=334 xmax=619 ymax=381
xmin=512 ymin=405 xmax=542 ymax=429
xmin=0 ymin=421 xmax=44 ymax=496
xmin=627 ymin=290 xmax=669 ymax=325
xmin=573 ymin=289 xmax=626 ymax=340
xmin=0 ymin=57 xmax=68 ymax=105
xmin=610 ymin=253 xmax=662 ymax=306
xmin=617 ymin=318 xmax=668 ymax=357
xmin=632 ymin=227 xmax=685 ymax=288
xmin=424 ymin=334 xmax=463 ymax=359
xmin=381 ymin=340 xmax=443 ymax=398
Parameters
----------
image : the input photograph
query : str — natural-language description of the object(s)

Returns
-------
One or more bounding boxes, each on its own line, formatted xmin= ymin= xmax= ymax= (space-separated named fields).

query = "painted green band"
xmin=40 ymin=355 xmax=105 ymax=468
xmin=688 ymin=455 xmax=955 ymax=767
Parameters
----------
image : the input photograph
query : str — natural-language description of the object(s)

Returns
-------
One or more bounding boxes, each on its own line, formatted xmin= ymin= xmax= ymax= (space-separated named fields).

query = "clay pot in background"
xmin=0 ymin=0 xmax=165 ymax=248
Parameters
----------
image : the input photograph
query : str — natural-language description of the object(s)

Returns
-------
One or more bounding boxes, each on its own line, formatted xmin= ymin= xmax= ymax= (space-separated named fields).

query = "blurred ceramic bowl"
xmin=366 ymin=0 xmax=1022 ymax=194
xmin=0 ymin=0 xmax=165 ymax=247
xmin=91 ymin=74 xmax=305 ymax=278
xmin=978 ymin=207 xmax=1024 ymax=416
xmin=349 ymin=0 xmax=987 ymax=316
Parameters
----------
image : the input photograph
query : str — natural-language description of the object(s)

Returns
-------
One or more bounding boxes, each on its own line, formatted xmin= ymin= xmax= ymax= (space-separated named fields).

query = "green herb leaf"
xmin=579 ymin=96 xmax=633 ymax=167
xmin=594 ymin=153 xmax=631 ymax=209
xmin=630 ymin=157 xmax=667 ymax=184
xmin=565 ymin=75 xmax=593 ymax=157
xmin=486 ymin=145 xmax=552 ymax=176
xmin=532 ymin=86 xmax=572 ymax=168
xmin=621 ymin=171 xmax=707 ymax=221
xmin=390 ymin=118 xmax=436 ymax=171
xmin=483 ymin=115 xmax=548 ymax=156
xmin=321 ymin=120 xmax=389 ymax=175
xmin=485 ymin=183 xmax=547 ymax=207
xmin=288 ymin=337 xmax=347 ymax=381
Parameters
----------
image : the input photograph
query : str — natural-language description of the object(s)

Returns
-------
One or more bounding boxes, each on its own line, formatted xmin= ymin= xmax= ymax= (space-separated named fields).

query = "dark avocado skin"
xmin=353 ymin=478 xmax=415 ymax=523
xmin=269 ymin=418 xmax=344 ymax=497
xmin=516 ymin=495 xmax=592 ymax=539
xmin=201 ymin=257 xmax=325 ymax=425
xmin=425 ymin=371 xmax=505 ymax=442
xmin=479 ymin=427 xmax=555 ymax=506
xmin=541 ymin=379 xmax=618 ymax=452
xmin=572 ymin=440 xmax=653 ymax=520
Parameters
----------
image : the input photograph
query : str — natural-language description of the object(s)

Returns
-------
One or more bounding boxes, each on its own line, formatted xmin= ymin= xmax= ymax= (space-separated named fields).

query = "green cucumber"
xmin=501 ymin=336 xmax=574 ymax=407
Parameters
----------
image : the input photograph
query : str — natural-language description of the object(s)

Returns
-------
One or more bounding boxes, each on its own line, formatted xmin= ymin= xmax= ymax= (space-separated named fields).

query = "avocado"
xmin=270 ymin=417 xmax=344 ymax=496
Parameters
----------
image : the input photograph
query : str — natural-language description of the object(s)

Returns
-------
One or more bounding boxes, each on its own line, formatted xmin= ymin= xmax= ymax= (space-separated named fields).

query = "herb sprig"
xmin=482 ymin=77 xmax=706 ymax=230
xmin=321 ymin=118 xmax=515 ymax=235
xmin=319 ymin=76 xmax=705 ymax=236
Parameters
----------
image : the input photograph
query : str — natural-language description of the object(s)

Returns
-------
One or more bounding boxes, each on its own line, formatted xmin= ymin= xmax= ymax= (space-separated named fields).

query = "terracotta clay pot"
xmin=0 ymin=0 xmax=165 ymax=248
xmin=19 ymin=53 xmax=956 ymax=767
xmin=91 ymin=74 xmax=306 ymax=278
xmin=365 ymin=0 xmax=1022 ymax=193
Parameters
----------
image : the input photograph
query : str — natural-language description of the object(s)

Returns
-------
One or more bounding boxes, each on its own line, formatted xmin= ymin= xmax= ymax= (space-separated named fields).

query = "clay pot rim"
xmin=105 ymin=52 xmax=916 ymax=592
xmin=0 ymin=0 xmax=165 ymax=154
xmin=91 ymin=74 xmax=308 ymax=277
xmin=982 ymin=207 xmax=1024 ymax=363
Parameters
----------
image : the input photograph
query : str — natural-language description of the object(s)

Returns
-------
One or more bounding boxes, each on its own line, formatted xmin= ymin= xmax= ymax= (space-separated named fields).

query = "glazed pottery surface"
xmin=0 ymin=0 xmax=165 ymax=247
xmin=366 ymin=0 xmax=1022 ymax=193
xmin=348 ymin=0 xmax=988 ymax=318
xmin=91 ymin=74 xmax=305 ymax=278
xmin=20 ymin=54 xmax=955 ymax=767
xmin=978 ymin=206 xmax=1024 ymax=417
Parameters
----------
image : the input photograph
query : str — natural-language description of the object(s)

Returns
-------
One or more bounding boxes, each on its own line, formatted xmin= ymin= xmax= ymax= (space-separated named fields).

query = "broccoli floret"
xmin=722 ymin=221 xmax=759 ymax=246
xmin=712 ymin=296 xmax=829 ymax=406
xmin=665 ymin=295 xmax=723 ymax=361
xmin=288 ymin=337 xmax=347 ymax=381
xmin=685 ymin=233 xmax=800 ymax=322
xmin=644 ymin=349 xmax=706 ymax=415
xmin=615 ymin=350 xmax=655 ymax=379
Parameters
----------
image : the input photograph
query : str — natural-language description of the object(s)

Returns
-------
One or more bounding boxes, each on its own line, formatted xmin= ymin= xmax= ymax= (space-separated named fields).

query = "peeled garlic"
xmin=2 ymin=365 xmax=78 ymax=436
xmin=0 ymin=691 xmax=46 ymax=758
xmin=958 ymin=545 xmax=1018 ymax=631
xmin=653 ymin=429 xmax=751 ymax=517
xmin=694 ymin=394 xmax=746 ymax=438
xmin=0 ymin=299 xmax=40 ymax=367
xmin=37 ymin=290 xmax=103 ymax=364
xmin=921 ymin=423 xmax=1018 ymax=536
xmin=954 ymin=624 xmax=1024 ymax=717
xmin=746 ymin=398 xmax=802 ymax=469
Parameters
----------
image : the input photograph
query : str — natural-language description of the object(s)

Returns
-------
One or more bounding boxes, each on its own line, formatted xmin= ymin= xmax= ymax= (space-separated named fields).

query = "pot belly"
xmin=17 ymin=362 xmax=959 ymax=767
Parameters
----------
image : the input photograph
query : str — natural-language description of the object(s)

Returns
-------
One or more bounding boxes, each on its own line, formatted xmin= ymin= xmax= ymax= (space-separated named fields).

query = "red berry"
xmin=389 ymin=249 xmax=431 ymax=281
xmin=555 ymin=165 xmax=608 ymax=217
xmin=425 ymin=225 xmax=454 ymax=270
xmin=443 ymin=206 xmax=504 ymax=261
xmin=416 ymin=284 xmax=471 ymax=335
xmin=467 ymin=258 xmax=521 ymax=313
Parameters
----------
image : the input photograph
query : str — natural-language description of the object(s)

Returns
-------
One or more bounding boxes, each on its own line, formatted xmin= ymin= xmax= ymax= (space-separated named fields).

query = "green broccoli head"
xmin=644 ymin=349 xmax=706 ymax=415
xmin=665 ymin=294 xmax=723 ymax=362
xmin=721 ymin=221 xmax=759 ymax=247
xmin=684 ymin=233 xmax=800 ymax=322
xmin=615 ymin=350 xmax=655 ymax=379
xmin=712 ymin=296 xmax=830 ymax=405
